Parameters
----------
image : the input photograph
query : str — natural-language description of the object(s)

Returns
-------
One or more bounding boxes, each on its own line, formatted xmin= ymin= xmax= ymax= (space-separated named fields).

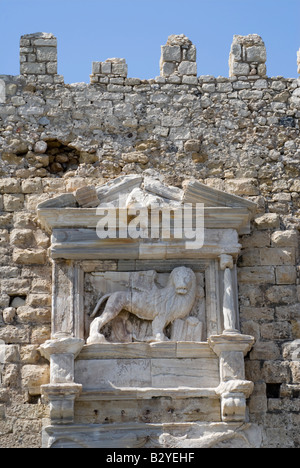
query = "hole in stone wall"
xmin=9 ymin=295 xmax=26 ymax=307
xmin=278 ymin=117 xmax=295 ymax=128
xmin=27 ymin=395 xmax=40 ymax=405
xmin=266 ymin=383 xmax=281 ymax=398
xmin=45 ymin=140 xmax=80 ymax=174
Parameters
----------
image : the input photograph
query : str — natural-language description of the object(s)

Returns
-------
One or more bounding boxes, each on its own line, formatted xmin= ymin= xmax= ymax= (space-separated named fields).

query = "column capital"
xmin=40 ymin=336 xmax=84 ymax=361
xmin=208 ymin=333 xmax=255 ymax=357
xmin=219 ymin=254 xmax=233 ymax=270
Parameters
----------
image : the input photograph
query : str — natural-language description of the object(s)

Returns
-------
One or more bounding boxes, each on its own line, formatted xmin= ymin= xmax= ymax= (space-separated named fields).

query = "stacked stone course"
xmin=0 ymin=32 xmax=299 ymax=448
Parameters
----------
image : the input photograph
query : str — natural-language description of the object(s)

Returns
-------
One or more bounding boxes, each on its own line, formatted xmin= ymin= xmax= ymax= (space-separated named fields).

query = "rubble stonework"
xmin=0 ymin=32 xmax=299 ymax=448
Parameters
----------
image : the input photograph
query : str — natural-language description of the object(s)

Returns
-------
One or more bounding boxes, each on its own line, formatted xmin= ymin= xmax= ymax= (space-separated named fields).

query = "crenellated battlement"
xmin=229 ymin=34 xmax=267 ymax=78
xmin=3 ymin=32 xmax=298 ymax=86
xmin=20 ymin=33 xmax=58 ymax=76
xmin=0 ymin=31 xmax=300 ymax=450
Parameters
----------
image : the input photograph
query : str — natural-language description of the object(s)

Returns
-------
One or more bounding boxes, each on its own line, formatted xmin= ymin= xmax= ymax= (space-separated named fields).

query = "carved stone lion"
xmin=87 ymin=266 xmax=197 ymax=344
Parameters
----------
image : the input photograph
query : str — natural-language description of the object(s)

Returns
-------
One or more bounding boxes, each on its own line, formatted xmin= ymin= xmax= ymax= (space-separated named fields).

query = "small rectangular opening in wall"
xmin=28 ymin=394 xmax=40 ymax=405
xmin=266 ymin=383 xmax=281 ymax=398
xmin=9 ymin=295 xmax=26 ymax=307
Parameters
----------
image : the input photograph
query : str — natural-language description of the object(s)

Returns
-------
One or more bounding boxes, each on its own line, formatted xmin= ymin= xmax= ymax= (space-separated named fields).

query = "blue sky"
xmin=0 ymin=0 xmax=299 ymax=83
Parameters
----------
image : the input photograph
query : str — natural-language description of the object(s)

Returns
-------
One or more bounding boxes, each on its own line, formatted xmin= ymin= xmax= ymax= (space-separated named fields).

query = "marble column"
xmin=219 ymin=254 xmax=239 ymax=335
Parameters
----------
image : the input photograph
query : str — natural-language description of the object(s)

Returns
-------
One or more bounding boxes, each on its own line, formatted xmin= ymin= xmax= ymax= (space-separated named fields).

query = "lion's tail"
xmin=90 ymin=293 xmax=112 ymax=318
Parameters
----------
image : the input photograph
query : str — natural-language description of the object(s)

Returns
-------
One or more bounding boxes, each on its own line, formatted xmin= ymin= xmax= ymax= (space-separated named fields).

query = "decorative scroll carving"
xmin=87 ymin=266 xmax=198 ymax=344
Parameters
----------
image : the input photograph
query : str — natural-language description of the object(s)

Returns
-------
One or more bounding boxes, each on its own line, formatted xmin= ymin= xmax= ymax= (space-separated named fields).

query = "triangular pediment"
xmin=37 ymin=174 xmax=256 ymax=235
xmin=182 ymin=179 xmax=257 ymax=212
xmin=38 ymin=174 xmax=256 ymax=210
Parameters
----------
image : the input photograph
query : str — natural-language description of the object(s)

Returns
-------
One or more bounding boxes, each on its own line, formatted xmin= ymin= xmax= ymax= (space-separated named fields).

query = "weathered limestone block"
xmin=238 ymin=266 xmax=275 ymax=284
xmin=254 ymin=213 xmax=280 ymax=230
xmin=3 ymin=194 xmax=24 ymax=212
xmin=230 ymin=62 xmax=250 ymax=76
xmin=225 ymin=178 xmax=259 ymax=196
xmin=0 ymin=178 xmax=21 ymax=194
xmin=36 ymin=47 xmax=57 ymax=63
xmin=16 ymin=306 xmax=51 ymax=324
xmin=246 ymin=45 xmax=267 ymax=63
xmin=27 ymin=293 xmax=51 ymax=307
xmin=21 ymin=364 xmax=50 ymax=395
xmin=161 ymin=45 xmax=181 ymax=62
xmin=178 ymin=61 xmax=197 ymax=76
xmin=0 ymin=278 xmax=30 ymax=296
xmin=161 ymin=62 xmax=176 ymax=77
xmin=3 ymin=307 xmax=16 ymax=324
xmin=0 ymin=229 xmax=9 ymax=246
xmin=20 ymin=62 xmax=46 ymax=75
xmin=10 ymin=229 xmax=35 ymax=248
xmin=22 ymin=179 xmax=43 ymax=194
xmin=12 ymin=248 xmax=47 ymax=265
xmin=260 ymin=247 xmax=296 ymax=266
xmin=110 ymin=59 xmax=128 ymax=77
xmin=276 ymin=266 xmax=297 ymax=285
xmin=31 ymin=326 xmax=51 ymax=344
xmin=265 ymin=285 xmax=297 ymax=305
xmin=0 ymin=325 xmax=30 ymax=344
xmin=271 ymin=230 xmax=298 ymax=247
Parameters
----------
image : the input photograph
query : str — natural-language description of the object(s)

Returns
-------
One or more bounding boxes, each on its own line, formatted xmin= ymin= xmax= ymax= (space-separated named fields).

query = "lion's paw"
xmin=87 ymin=333 xmax=108 ymax=344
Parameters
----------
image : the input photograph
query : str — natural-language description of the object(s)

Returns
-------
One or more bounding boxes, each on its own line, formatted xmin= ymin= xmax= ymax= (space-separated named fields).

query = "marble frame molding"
xmin=37 ymin=178 xmax=257 ymax=446
xmin=51 ymin=257 xmax=225 ymax=342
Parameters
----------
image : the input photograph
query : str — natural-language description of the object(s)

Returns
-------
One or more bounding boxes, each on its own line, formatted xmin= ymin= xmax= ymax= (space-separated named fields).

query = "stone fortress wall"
xmin=0 ymin=32 xmax=299 ymax=448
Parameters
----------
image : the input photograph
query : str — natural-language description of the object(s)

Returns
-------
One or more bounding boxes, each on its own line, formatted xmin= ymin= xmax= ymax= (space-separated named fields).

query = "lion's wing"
xmin=130 ymin=270 xmax=159 ymax=294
